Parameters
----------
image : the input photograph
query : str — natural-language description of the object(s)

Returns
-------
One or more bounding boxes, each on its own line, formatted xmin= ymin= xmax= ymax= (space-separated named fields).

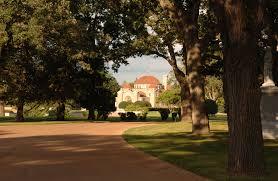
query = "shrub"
xmin=159 ymin=109 xmax=170 ymax=120
xmin=134 ymin=101 xmax=152 ymax=108
xmin=118 ymin=101 xmax=132 ymax=109
xmin=125 ymin=104 xmax=149 ymax=113
xmin=119 ymin=113 xmax=127 ymax=120
xmin=48 ymin=110 xmax=56 ymax=117
xmin=118 ymin=112 xmax=138 ymax=121
xmin=127 ymin=112 xmax=137 ymax=120
xmin=205 ymin=99 xmax=218 ymax=115
xmin=138 ymin=112 xmax=148 ymax=121
xmin=148 ymin=108 xmax=171 ymax=121
xmin=97 ymin=111 xmax=109 ymax=120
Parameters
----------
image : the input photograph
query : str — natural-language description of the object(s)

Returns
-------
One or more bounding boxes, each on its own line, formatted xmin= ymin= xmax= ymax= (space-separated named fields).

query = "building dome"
xmin=135 ymin=76 xmax=160 ymax=85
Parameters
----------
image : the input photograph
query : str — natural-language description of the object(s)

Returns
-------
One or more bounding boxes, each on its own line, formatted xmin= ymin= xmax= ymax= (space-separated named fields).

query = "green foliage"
xmin=149 ymin=108 xmax=170 ymax=121
xmin=125 ymin=104 xmax=149 ymax=113
xmin=118 ymin=113 xmax=127 ymax=120
xmin=134 ymin=101 xmax=152 ymax=108
xmin=205 ymin=76 xmax=223 ymax=102
xmin=159 ymin=109 xmax=170 ymax=121
xmin=126 ymin=112 xmax=138 ymax=121
xmin=118 ymin=112 xmax=138 ymax=121
xmin=118 ymin=101 xmax=132 ymax=109
xmin=138 ymin=112 xmax=148 ymax=121
xmin=0 ymin=0 xmax=79 ymax=120
xmin=47 ymin=110 xmax=56 ymax=117
xmin=205 ymin=99 xmax=218 ymax=115
xmin=157 ymin=88 xmax=180 ymax=107
xmin=0 ymin=0 xmax=139 ymax=121
xmin=216 ymin=97 xmax=225 ymax=113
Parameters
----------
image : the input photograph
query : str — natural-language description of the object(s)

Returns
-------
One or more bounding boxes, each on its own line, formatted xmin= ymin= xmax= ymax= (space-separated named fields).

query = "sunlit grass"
xmin=124 ymin=117 xmax=278 ymax=181
xmin=0 ymin=111 xmax=173 ymax=126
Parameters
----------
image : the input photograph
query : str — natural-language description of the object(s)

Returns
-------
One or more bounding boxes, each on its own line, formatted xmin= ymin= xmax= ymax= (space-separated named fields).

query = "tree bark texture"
xmin=159 ymin=0 xmax=210 ymax=133
xmin=224 ymin=39 xmax=265 ymax=176
xmin=56 ymin=101 xmax=65 ymax=121
xmin=0 ymin=101 xmax=4 ymax=117
xmin=210 ymin=0 xmax=266 ymax=176
xmin=88 ymin=108 xmax=95 ymax=120
xmin=16 ymin=101 xmax=24 ymax=122
xmin=187 ymin=44 xmax=210 ymax=134
xmin=180 ymin=82 xmax=192 ymax=122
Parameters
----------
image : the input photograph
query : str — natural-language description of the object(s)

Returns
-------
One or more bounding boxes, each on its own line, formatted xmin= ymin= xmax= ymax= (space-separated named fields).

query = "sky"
xmin=111 ymin=56 xmax=172 ymax=84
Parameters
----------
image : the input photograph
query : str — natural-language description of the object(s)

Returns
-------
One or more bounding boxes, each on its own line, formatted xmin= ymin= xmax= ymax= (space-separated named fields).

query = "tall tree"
xmin=0 ymin=0 xmax=47 ymax=121
xmin=69 ymin=0 xmax=146 ymax=119
xmin=0 ymin=0 xmax=81 ymax=121
xmin=127 ymin=0 xmax=220 ymax=133
xmin=210 ymin=0 xmax=266 ymax=176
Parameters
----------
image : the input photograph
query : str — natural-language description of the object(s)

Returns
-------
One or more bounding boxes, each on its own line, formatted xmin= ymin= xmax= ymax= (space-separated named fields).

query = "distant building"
xmin=115 ymin=75 xmax=167 ymax=109
xmin=0 ymin=101 xmax=17 ymax=117
xmin=5 ymin=107 xmax=16 ymax=116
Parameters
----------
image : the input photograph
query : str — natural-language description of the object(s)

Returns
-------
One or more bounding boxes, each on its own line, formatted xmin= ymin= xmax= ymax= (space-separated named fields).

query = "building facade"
xmin=115 ymin=75 xmax=166 ymax=109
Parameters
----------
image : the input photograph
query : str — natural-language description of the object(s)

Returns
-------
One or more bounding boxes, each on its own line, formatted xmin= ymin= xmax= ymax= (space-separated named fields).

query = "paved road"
xmin=0 ymin=123 xmax=205 ymax=181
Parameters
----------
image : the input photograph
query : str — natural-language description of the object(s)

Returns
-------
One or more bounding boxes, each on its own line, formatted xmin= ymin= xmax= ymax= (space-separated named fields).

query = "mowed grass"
xmin=0 ymin=117 xmax=90 ymax=126
xmin=0 ymin=111 xmax=172 ymax=126
xmin=123 ymin=116 xmax=278 ymax=181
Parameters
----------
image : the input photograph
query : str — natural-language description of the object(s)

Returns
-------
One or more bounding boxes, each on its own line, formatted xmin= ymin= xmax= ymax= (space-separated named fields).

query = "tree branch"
xmin=147 ymin=50 xmax=168 ymax=60
xmin=166 ymin=43 xmax=186 ymax=81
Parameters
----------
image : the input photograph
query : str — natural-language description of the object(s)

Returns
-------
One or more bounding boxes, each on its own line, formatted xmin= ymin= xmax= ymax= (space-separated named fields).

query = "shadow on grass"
xmin=0 ymin=116 xmax=175 ymax=124
xmin=124 ymin=131 xmax=228 ymax=180
xmin=124 ymin=130 xmax=278 ymax=181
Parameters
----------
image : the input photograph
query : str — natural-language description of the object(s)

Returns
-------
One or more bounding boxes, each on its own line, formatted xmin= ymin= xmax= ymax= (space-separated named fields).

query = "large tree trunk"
xmin=16 ymin=101 xmax=24 ymax=122
xmin=0 ymin=101 xmax=4 ymax=117
xmin=88 ymin=108 xmax=95 ymax=120
xmin=187 ymin=44 xmax=210 ymax=134
xmin=56 ymin=101 xmax=65 ymax=121
xmin=159 ymin=0 xmax=209 ymax=133
xmin=224 ymin=39 xmax=265 ymax=177
xmin=180 ymin=82 xmax=192 ymax=122
xmin=210 ymin=0 xmax=266 ymax=176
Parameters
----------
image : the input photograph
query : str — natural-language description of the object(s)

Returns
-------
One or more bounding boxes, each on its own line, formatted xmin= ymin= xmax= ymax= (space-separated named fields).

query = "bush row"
xmin=118 ymin=99 xmax=218 ymax=121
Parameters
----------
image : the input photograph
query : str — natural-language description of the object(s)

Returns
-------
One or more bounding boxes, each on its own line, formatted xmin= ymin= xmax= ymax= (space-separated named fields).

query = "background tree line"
xmin=0 ymin=0 xmax=134 ymax=121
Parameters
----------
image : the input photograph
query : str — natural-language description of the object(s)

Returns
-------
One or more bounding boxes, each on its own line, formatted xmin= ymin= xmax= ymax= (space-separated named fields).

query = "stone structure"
xmin=115 ymin=75 xmax=165 ymax=109
xmin=260 ymin=46 xmax=278 ymax=139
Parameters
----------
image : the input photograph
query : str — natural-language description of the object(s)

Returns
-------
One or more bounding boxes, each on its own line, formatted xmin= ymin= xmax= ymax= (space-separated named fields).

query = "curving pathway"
xmin=0 ymin=123 xmax=206 ymax=181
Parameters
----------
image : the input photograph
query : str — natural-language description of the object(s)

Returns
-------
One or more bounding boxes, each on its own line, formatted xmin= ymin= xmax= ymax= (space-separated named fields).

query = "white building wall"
xmin=115 ymin=85 xmax=159 ymax=109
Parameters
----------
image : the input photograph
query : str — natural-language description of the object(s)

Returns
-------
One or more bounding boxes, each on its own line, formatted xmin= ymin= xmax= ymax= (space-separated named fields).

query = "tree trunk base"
xmin=16 ymin=102 xmax=24 ymax=122
xmin=16 ymin=116 xmax=24 ymax=122
xmin=88 ymin=109 xmax=95 ymax=121
xmin=56 ymin=102 xmax=65 ymax=121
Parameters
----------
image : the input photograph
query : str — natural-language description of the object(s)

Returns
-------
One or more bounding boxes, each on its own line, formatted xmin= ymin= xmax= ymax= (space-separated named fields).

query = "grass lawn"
xmin=123 ymin=116 xmax=278 ymax=181
xmin=0 ymin=111 xmax=173 ymax=126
